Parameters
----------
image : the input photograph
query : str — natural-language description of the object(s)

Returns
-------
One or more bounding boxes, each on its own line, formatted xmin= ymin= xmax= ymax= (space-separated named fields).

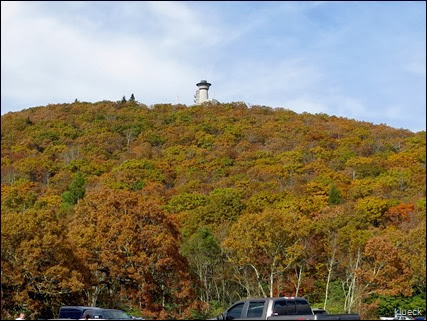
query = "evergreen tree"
xmin=328 ymin=184 xmax=342 ymax=205
xmin=61 ymin=172 xmax=85 ymax=207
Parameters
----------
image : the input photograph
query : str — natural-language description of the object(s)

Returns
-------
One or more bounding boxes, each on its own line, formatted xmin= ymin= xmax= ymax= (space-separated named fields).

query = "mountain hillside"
xmin=1 ymin=100 xmax=425 ymax=319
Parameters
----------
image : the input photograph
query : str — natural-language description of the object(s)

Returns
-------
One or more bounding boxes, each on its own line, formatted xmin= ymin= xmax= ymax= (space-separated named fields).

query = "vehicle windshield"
xmin=102 ymin=309 xmax=131 ymax=319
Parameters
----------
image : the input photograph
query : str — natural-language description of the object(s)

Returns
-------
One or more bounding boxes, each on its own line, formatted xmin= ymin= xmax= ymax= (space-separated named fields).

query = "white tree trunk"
xmin=295 ymin=266 xmax=303 ymax=297
xmin=270 ymin=269 xmax=274 ymax=297
xmin=348 ymin=249 xmax=361 ymax=313
xmin=249 ymin=264 xmax=267 ymax=298
xmin=324 ymin=240 xmax=336 ymax=310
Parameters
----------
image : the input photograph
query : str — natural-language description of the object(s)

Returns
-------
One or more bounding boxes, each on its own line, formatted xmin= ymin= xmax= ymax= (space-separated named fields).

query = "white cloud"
xmin=142 ymin=1 xmax=226 ymax=51
xmin=3 ymin=1 xmax=274 ymax=109
xmin=404 ymin=59 xmax=426 ymax=77
xmin=1 ymin=1 xmax=218 ymax=107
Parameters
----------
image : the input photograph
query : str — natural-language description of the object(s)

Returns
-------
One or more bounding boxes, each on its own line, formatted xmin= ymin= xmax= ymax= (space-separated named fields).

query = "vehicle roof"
xmin=60 ymin=306 xmax=103 ymax=310
xmin=231 ymin=297 xmax=309 ymax=304
xmin=60 ymin=306 xmax=124 ymax=309
xmin=245 ymin=297 xmax=308 ymax=300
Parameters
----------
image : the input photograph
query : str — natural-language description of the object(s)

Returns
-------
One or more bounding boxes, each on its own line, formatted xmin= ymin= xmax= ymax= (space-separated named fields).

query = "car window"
xmin=226 ymin=302 xmax=244 ymax=320
xmin=247 ymin=301 xmax=265 ymax=318
xmin=287 ymin=300 xmax=296 ymax=315
xmin=82 ymin=310 xmax=93 ymax=319
xmin=273 ymin=300 xmax=287 ymax=316
xmin=296 ymin=299 xmax=311 ymax=315
xmin=102 ymin=309 xmax=131 ymax=319
xmin=60 ymin=308 xmax=83 ymax=319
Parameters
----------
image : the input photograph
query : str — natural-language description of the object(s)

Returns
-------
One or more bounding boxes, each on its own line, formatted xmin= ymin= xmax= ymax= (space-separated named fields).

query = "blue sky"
xmin=1 ymin=1 xmax=426 ymax=132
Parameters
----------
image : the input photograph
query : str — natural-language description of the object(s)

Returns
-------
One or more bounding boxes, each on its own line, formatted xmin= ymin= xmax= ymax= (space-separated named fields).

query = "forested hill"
xmin=1 ymin=100 xmax=426 ymax=320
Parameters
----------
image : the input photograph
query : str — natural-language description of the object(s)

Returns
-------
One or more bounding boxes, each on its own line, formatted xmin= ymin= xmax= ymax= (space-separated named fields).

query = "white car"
xmin=394 ymin=315 xmax=414 ymax=320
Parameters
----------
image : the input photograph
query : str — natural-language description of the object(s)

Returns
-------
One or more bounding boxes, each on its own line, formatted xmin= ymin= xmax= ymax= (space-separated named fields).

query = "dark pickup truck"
xmin=213 ymin=297 xmax=360 ymax=320
xmin=57 ymin=306 xmax=134 ymax=319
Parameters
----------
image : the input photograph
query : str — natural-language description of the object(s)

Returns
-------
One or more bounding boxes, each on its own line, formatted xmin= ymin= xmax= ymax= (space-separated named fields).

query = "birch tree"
xmin=222 ymin=209 xmax=306 ymax=298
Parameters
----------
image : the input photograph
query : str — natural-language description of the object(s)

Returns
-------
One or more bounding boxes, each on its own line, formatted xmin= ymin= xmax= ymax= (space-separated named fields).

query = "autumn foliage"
xmin=1 ymin=101 xmax=425 ymax=319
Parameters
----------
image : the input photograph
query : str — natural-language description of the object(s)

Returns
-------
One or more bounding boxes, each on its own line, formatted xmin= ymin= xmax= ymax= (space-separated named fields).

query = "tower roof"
xmin=196 ymin=80 xmax=211 ymax=87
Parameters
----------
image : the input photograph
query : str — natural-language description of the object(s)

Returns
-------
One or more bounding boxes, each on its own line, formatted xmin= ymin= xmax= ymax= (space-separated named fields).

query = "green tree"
xmin=328 ymin=184 xmax=342 ymax=205
xmin=61 ymin=171 xmax=85 ymax=207
xmin=181 ymin=227 xmax=221 ymax=302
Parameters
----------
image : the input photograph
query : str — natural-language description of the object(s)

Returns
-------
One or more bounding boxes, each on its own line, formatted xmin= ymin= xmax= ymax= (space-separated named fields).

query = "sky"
xmin=1 ymin=1 xmax=426 ymax=132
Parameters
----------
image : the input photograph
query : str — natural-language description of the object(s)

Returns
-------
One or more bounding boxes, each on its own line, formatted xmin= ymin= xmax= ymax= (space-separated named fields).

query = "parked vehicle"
xmin=312 ymin=308 xmax=328 ymax=315
xmin=393 ymin=315 xmax=414 ymax=320
xmin=58 ymin=306 xmax=132 ymax=319
xmin=212 ymin=297 xmax=360 ymax=320
xmin=381 ymin=313 xmax=423 ymax=320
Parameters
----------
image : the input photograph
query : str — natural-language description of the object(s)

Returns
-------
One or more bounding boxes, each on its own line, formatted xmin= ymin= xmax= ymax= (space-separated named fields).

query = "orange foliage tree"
xmin=67 ymin=188 xmax=196 ymax=319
